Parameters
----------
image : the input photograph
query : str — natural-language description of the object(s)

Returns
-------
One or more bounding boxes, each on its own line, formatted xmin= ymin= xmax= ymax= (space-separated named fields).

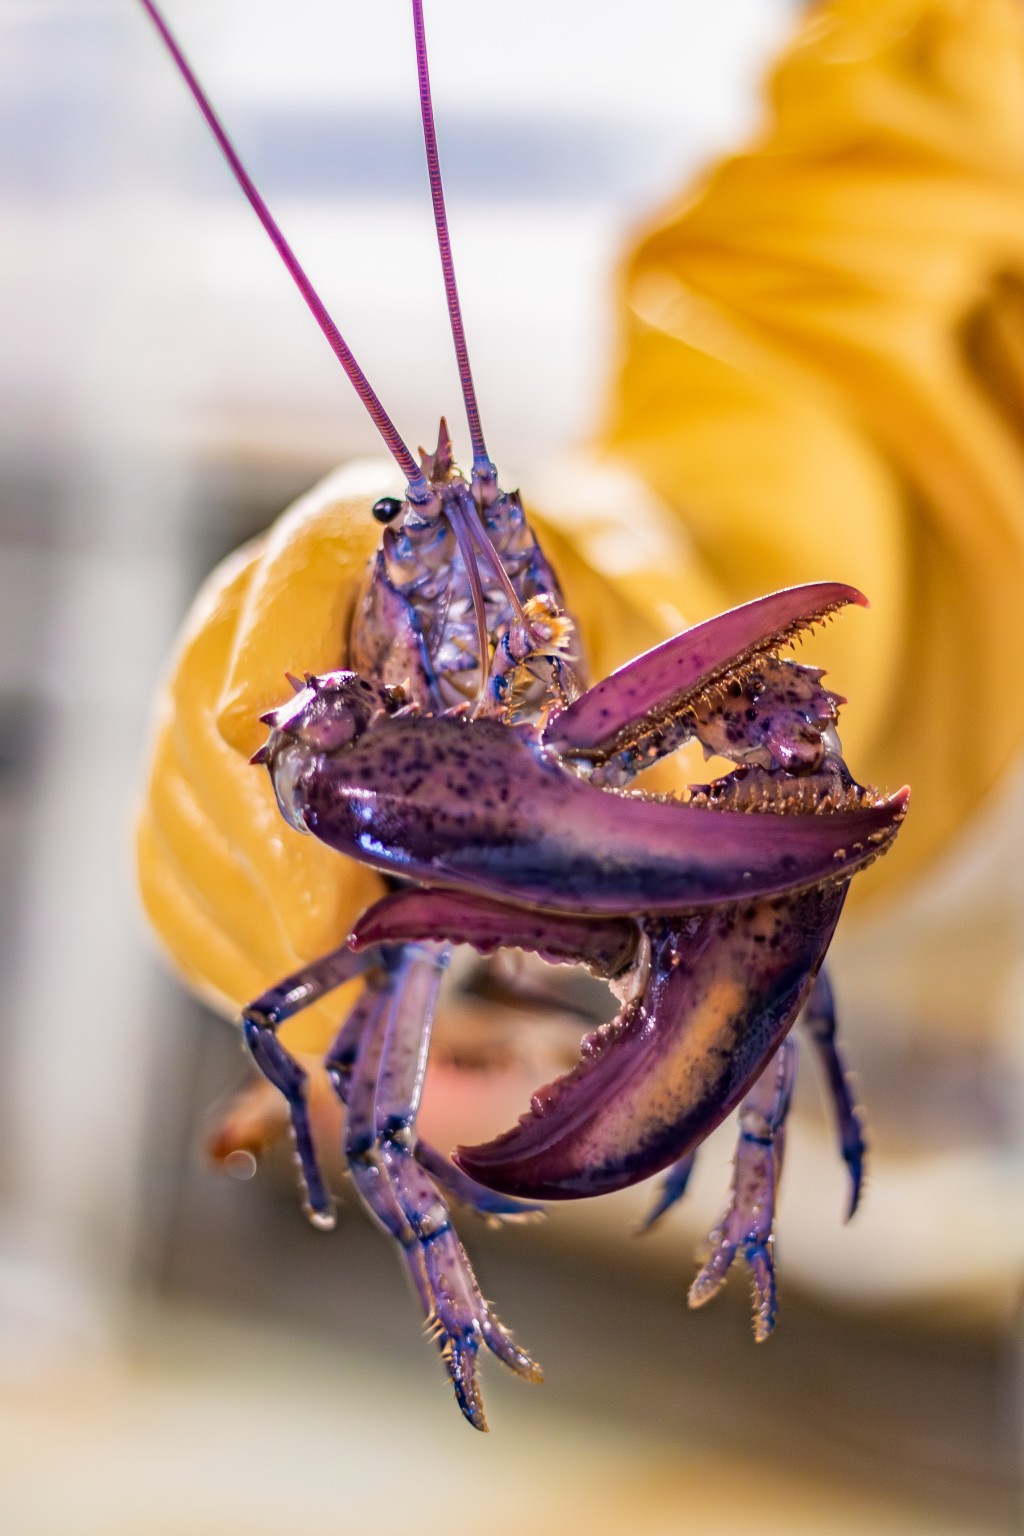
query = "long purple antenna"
xmin=412 ymin=0 xmax=494 ymax=483
xmin=137 ymin=0 xmax=431 ymax=503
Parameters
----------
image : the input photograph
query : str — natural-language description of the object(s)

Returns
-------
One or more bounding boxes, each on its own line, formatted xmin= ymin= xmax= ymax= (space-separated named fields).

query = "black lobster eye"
xmin=372 ymin=496 xmax=403 ymax=524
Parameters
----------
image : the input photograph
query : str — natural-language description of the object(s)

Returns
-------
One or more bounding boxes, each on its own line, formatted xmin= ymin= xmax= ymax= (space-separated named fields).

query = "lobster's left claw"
xmin=268 ymin=581 xmax=902 ymax=915
xmin=354 ymin=881 xmax=842 ymax=1200
xmin=355 ymin=863 xmax=869 ymax=1202
xmin=297 ymin=702 xmax=907 ymax=915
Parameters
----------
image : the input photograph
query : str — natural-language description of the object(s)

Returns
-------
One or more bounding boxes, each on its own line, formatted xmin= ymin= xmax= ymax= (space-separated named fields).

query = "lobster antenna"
xmin=137 ymin=0 xmax=432 ymax=503
xmin=412 ymin=0 xmax=495 ymax=484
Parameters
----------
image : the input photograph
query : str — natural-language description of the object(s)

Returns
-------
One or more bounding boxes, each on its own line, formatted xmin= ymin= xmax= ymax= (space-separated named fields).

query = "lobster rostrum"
xmin=139 ymin=0 xmax=908 ymax=1429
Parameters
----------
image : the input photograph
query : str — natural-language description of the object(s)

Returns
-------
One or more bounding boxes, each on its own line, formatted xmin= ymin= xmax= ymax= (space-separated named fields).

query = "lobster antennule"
xmin=412 ymin=0 xmax=495 ymax=483
xmin=135 ymin=0 xmax=431 ymax=503
xmin=447 ymin=498 xmax=493 ymax=696
xmin=462 ymin=497 xmax=528 ymax=624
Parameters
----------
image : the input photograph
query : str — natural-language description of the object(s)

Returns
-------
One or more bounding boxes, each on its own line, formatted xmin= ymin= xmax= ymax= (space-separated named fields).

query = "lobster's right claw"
xmin=453 ymin=879 xmax=846 ymax=1199
xmin=272 ymin=582 xmax=903 ymax=916
xmin=296 ymin=686 xmax=907 ymax=917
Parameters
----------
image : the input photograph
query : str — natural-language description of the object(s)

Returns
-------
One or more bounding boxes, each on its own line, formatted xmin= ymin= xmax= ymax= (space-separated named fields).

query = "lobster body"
xmin=255 ymin=579 xmax=903 ymax=1219
xmin=135 ymin=0 xmax=908 ymax=1428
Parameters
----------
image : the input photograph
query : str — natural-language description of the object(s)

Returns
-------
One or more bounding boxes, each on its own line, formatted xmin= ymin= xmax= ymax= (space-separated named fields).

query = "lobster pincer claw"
xmin=454 ymin=880 xmax=847 ymax=1199
xmin=277 ymin=692 xmax=907 ymax=916
xmin=257 ymin=582 xmax=902 ymax=920
xmin=351 ymin=876 xmax=848 ymax=1203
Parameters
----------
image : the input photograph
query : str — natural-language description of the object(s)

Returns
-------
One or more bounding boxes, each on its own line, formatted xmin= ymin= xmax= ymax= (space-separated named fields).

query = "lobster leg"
xmin=339 ymin=943 xmax=541 ymax=1431
xmin=801 ymin=968 xmax=867 ymax=1219
xmin=341 ymin=957 xmax=434 ymax=1315
xmin=324 ymin=948 xmax=538 ymax=1221
xmin=240 ymin=932 xmax=535 ymax=1232
xmin=638 ymin=1150 xmax=699 ymax=1233
xmin=323 ymin=966 xmax=387 ymax=1099
xmin=242 ymin=943 xmax=370 ymax=1227
xmin=688 ymin=1034 xmax=797 ymax=1342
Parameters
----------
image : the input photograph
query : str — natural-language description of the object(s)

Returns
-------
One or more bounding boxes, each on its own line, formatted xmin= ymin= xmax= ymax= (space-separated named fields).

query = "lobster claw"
xmin=452 ymin=883 xmax=847 ymax=1199
xmin=350 ymin=825 xmax=885 ymax=1202
xmin=353 ymin=879 xmax=850 ymax=1200
xmin=294 ymin=708 xmax=907 ymax=915
xmin=267 ymin=582 xmax=903 ymax=914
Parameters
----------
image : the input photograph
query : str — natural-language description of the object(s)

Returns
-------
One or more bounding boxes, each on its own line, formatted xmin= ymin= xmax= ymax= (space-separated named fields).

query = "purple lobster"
xmin=138 ymin=0 xmax=907 ymax=1428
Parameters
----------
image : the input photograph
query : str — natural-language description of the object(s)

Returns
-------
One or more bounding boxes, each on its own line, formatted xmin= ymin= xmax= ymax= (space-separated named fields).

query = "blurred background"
xmin=0 ymin=1 xmax=1021 ymax=1532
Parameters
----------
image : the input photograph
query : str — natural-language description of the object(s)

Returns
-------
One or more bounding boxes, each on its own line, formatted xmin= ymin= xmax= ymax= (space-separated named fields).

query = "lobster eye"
xmin=372 ymin=496 xmax=403 ymax=524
